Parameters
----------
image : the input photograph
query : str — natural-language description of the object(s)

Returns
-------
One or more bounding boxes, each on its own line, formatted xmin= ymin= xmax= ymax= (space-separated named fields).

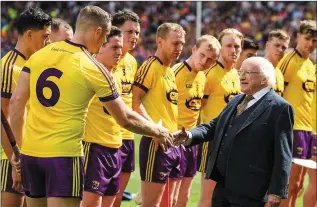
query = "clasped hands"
xmin=153 ymin=125 xmax=190 ymax=151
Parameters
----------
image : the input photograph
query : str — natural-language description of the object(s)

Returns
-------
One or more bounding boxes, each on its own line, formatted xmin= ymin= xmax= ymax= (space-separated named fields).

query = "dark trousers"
xmin=212 ymin=183 xmax=266 ymax=207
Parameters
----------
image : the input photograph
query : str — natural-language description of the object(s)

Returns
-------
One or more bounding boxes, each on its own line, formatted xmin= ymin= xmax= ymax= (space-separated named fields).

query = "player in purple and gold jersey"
xmin=9 ymin=6 xmax=173 ymax=207
xmin=173 ymin=35 xmax=221 ymax=207
xmin=132 ymin=23 xmax=185 ymax=207
xmin=197 ymin=28 xmax=243 ymax=207
xmin=278 ymin=20 xmax=316 ymax=207
xmin=82 ymin=26 xmax=124 ymax=207
xmin=1 ymin=7 xmax=51 ymax=207
xmin=110 ymin=11 xmax=141 ymax=207
xmin=264 ymin=29 xmax=290 ymax=96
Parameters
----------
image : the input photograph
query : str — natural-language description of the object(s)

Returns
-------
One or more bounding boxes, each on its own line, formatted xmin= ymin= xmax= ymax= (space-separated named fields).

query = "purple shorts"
xmin=1 ymin=159 xmax=23 ymax=195
xmin=197 ymin=141 xmax=213 ymax=173
xmin=312 ymin=134 xmax=317 ymax=157
xmin=139 ymin=136 xmax=182 ymax=183
xmin=293 ymin=130 xmax=314 ymax=159
xmin=20 ymin=154 xmax=84 ymax=198
xmin=83 ymin=142 xmax=121 ymax=196
xmin=180 ymin=146 xmax=197 ymax=177
xmin=119 ymin=140 xmax=135 ymax=172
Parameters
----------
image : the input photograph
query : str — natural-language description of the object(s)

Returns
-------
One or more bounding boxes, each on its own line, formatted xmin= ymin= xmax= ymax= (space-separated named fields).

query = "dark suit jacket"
xmin=190 ymin=89 xmax=294 ymax=200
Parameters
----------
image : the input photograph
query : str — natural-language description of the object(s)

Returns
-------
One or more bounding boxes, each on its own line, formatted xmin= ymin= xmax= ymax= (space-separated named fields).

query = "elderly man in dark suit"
xmin=173 ymin=56 xmax=294 ymax=207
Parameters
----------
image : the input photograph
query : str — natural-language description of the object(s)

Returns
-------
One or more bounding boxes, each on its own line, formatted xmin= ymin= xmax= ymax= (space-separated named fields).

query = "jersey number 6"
xmin=36 ymin=68 xmax=63 ymax=107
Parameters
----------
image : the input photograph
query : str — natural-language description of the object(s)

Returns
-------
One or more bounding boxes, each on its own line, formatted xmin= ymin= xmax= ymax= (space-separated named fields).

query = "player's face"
xmin=29 ymin=25 xmax=51 ymax=54
xmin=98 ymin=35 xmax=123 ymax=69
xmin=266 ymin=37 xmax=289 ymax=64
xmin=120 ymin=20 xmax=140 ymax=52
xmin=220 ymin=34 xmax=242 ymax=64
xmin=192 ymin=42 xmax=219 ymax=72
xmin=238 ymin=48 xmax=257 ymax=65
xmin=239 ymin=61 xmax=265 ymax=95
xmin=297 ymin=33 xmax=317 ymax=56
xmin=161 ymin=30 xmax=185 ymax=62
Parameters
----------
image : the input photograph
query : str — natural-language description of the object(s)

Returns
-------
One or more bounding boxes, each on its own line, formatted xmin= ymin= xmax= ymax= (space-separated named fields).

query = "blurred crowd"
xmin=1 ymin=1 xmax=316 ymax=64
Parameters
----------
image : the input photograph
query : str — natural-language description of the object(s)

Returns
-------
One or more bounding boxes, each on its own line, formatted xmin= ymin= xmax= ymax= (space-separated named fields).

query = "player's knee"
xmin=288 ymin=181 xmax=303 ymax=194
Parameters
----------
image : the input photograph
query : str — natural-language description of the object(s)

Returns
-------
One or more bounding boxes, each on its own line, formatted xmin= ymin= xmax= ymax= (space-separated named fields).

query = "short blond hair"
xmin=218 ymin=28 xmax=244 ymax=47
xmin=299 ymin=20 xmax=317 ymax=38
xmin=196 ymin=35 xmax=221 ymax=51
xmin=156 ymin=22 xmax=186 ymax=40
xmin=75 ymin=6 xmax=111 ymax=32
xmin=268 ymin=29 xmax=290 ymax=41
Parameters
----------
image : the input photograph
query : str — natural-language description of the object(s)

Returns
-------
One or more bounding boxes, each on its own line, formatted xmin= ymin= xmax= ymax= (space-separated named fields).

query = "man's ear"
xmin=25 ymin=30 xmax=32 ymax=40
xmin=94 ymin=26 xmax=103 ymax=40
xmin=157 ymin=37 xmax=163 ymax=48
xmin=261 ymin=77 xmax=268 ymax=85
xmin=192 ymin=45 xmax=197 ymax=53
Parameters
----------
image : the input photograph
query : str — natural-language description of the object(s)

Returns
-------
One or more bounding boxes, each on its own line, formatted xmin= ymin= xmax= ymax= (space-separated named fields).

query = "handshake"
xmin=154 ymin=124 xmax=190 ymax=151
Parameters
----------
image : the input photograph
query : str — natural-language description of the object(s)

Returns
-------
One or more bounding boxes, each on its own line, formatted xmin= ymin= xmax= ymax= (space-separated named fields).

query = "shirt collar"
xmin=252 ymin=87 xmax=271 ymax=101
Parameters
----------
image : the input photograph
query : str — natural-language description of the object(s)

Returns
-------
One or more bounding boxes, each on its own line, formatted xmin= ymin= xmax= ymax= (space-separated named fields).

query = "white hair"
xmin=247 ymin=56 xmax=276 ymax=87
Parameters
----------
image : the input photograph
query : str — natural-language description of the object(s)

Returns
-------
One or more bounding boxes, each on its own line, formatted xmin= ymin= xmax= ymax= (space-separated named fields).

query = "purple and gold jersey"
xmin=84 ymin=73 xmax=122 ymax=148
xmin=173 ymin=61 xmax=205 ymax=130
xmin=1 ymin=49 xmax=26 ymax=159
xmin=278 ymin=49 xmax=316 ymax=131
xmin=274 ymin=67 xmax=284 ymax=96
xmin=134 ymin=56 xmax=178 ymax=132
xmin=112 ymin=52 xmax=138 ymax=140
xmin=21 ymin=40 xmax=119 ymax=157
xmin=201 ymin=61 xmax=241 ymax=123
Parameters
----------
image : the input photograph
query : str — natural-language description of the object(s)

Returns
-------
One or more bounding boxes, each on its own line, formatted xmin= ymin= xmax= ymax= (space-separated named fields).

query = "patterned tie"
xmin=236 ymin=95 xmax=254 ymax=116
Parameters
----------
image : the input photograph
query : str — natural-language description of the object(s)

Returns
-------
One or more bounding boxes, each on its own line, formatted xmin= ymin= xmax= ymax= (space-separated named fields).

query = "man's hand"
xmin=266 ymin=194 xmax=281 ymax=207
xmin=12 ymin=167 xmax=23 ymax=192
xmin=10 ymin=153 xmax=21 ymax=174
xmin=153 ymin=125 xmax=173 ymax=151
xmin=172 ymin=126 xmax=189 ymax=146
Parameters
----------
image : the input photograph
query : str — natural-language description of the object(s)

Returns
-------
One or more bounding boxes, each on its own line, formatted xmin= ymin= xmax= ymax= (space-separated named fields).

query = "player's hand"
xmin=10 ymin=153 xmax=21 ymax=174
xmin=154 ymin=125 xmax=173 ymax=151
xmin=12 ymin=167 xmax=23 ymax=192
xmin=173 ymin=126 xmax=189 ymax=146
xmin=266 ymin=194 xmax=281 ymax=207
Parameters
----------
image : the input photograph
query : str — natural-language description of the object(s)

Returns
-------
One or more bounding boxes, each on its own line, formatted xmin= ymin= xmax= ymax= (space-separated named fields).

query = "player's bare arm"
xmin=132 ymin=85 xmax=153 ymax=122
xmin=104 ymin=96 xmax=172 ymax=148
xmin=1 ymin=98 xmax=14 ymax=159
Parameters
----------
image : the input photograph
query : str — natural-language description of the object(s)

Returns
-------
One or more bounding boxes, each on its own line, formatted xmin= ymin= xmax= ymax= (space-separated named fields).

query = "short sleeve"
xmin=133 ymin=59 xmax=155 ymax=93
xmin=278 ymin=51 xmax=296 ymax=84
xmin=84 ymin=62 xmax=119 ymax=102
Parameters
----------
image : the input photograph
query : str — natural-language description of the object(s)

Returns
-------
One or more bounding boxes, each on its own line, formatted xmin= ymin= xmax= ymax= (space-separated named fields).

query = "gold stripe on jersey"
xmin=83 ymin=142 xmax=91 ymax=172
xmin=1 ymin=159 xmax=9 ymax=191
xmin=173 ymin=63 xmax=186 ymax=77
xmin=2 ymin=51 xmax=15 ymax=94
xmin=81 ymin=48 xmax=118 ymax=95
xmin=145 ymin=140 xmax=156 ymax=182
xmin=199 ymin=142 xmax=209 ymax=172
xmin=134 ymin=57 xmax=156 ymax=85
xmin=72 ymin=157 xmax=80 ymax=197
xmin=280 ymin=51 xmax=296 ymax=75
xmin=2 ymin=51 xmax=19 ymax=96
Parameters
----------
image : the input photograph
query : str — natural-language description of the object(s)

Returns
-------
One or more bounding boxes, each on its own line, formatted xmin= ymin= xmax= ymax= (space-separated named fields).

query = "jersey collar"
xmin=65 ymin=39 xmax=88 ymax=50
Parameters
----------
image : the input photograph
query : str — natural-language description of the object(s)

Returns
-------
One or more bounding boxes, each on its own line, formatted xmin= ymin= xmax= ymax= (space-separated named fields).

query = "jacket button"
xmin=229 ymin=125 xmax=232 ymax=128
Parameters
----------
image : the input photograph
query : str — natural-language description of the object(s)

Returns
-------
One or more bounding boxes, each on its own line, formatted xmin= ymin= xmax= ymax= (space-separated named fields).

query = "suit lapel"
xmin=218 ymin=95 xmax=244 ymax=138
xmin=236 ymin=91 xmax=274 ymax=135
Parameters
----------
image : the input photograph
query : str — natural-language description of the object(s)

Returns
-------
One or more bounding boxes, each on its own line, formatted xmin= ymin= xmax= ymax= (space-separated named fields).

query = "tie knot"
xmin=244 ymin=95 xmax=254 ymax=103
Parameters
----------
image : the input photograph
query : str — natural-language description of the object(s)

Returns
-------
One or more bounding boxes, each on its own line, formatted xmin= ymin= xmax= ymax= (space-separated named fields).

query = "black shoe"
xmin=122 ymin=190 xmax=136 ymax=201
